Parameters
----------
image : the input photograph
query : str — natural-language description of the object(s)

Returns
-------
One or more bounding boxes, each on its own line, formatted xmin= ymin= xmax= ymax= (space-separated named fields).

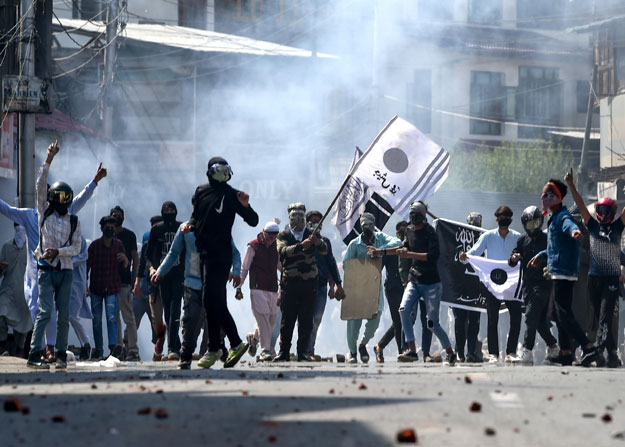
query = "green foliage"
xmin=444 ymin=141 xmax=575 ymax=193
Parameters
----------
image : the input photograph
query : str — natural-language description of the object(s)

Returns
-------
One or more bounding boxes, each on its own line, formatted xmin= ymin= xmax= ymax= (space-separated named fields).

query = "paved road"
xmin=1 ymin=357 xmax=624 ymax=447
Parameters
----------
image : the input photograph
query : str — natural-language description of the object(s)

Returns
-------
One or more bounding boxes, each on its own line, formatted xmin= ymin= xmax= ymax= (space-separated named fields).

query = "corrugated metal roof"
xmin=568 ymin=14 xmax=625 ymax=33
xmin=53 ymin=18 xmax=336 ymax=58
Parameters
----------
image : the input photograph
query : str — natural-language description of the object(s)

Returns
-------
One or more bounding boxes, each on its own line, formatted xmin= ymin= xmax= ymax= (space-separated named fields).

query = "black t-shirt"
xmin=510 ymin=232 xmax=548 ymax=290
xmin=115 ymin=227 xmax=137 ymax=285
xmin=404 ymin=223 xmax=440 ymax=285
xmin=144 ymin=220 xmax=185 ymax=282
xmin=382 ymin=253 xmax=403 ymax=289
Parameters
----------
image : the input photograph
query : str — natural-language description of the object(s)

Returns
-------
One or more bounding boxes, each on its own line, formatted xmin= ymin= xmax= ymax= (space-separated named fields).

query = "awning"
xmin=53 ymin=17 xmax=336 ymax=59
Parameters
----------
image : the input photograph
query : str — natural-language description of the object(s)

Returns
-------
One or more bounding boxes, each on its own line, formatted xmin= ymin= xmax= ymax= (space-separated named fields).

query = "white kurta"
xmin=0 ymin=239 xmax=33 ymax=333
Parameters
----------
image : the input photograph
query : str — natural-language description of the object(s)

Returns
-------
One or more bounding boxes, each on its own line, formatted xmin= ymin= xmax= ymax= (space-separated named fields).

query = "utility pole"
xmin=578 ymin=64 xmax=598 ymax=197
xmin=102 ymin=0 xmax=118 ymax=141
xmin=18 ymin=0 xmax=36 ymax=208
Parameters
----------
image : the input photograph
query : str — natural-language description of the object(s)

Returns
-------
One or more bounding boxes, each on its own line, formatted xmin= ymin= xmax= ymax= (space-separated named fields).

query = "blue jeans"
xmin=306 ymin=285 xmax=327 ymax=355
xmin=30 ymin=269 xmax=73 ymax=357
xmin=91 ymin=294 xmax=119 ymax=349
xmin=399 ymin=282 xmax=451 ymax=350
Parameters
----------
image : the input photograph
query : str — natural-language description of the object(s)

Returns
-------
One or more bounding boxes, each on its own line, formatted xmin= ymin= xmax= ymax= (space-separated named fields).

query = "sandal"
xmin=374 ymin=345 xmax=384 ymax=364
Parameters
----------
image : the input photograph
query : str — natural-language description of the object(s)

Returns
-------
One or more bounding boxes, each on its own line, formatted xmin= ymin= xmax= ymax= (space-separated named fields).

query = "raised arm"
xmin=564 ymin=168 xmax=591 ymax=225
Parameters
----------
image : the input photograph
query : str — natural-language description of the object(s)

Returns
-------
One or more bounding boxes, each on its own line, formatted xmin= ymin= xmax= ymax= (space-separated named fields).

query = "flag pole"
xmin=314 ymin=115 xmax=399 ymax=235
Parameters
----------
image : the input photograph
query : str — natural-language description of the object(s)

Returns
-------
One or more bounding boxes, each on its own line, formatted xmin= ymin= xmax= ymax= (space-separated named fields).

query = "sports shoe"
xmin=607 ymin=353 xmax=622 ymax=368
xmin=580 ymin=347 xmax=601 ymax=367
xmin=258 ymin=351 xmax=273 ymax=362
xmin=423 ymin=354 xmax=433 ymax=363
xmin=347 ymin=352 xmax=358 ymax=364
xmin=246 ymin=333 xmax=258 ymax=357
xmin=446 ymin=352 xmax=457 ymax=366
xmin=110 ymin=345 xmax=123 ymax=359
xmin=79 ymin=343 xmax=91 ymax=361
xmin=504 ymin=353 xmax=519 ymax=363
xmin=125 ymin=351 xmax=141 ymax=362
xmin=374 ymin=345 xmax=384 ymax=363
xmin=398 ymin=351 xmax=419 ymax=362
xmin=488 ymin=354 xmax=499 ymax=364
xmin=273 ymin=351 xmax=290 ymax=362
xmin=457 ymin=355 xmax=465 ymax=363
xmin=595 ymin=353 xmax=607 ymax=367
xmin=224 ymin=342 xmax=249 ymax=368
xmin=154 ymin=336 xmax=164 ymax=356
xmin=178 ymin=359 xmax=191 ymax=370
xmin=26 ymin=351 xmax=50 ymax=370
xmin=465 ymin=353 xmax=479 ymax=363
xmin=512 ymin=348 xmax=533 ymax=365
xmin=546 ymin=352 xmax=574 ymax=366
xmin=167 ymin=351 xmax=180 ymax=361
xmin=90 ymin=347 xmax=104 ymax=362
xmin=358 ymin=344 xmax=370 ymax=363
xmin=546 ymin=344 xmax=559 ymax=359
xmin=55 ymin=357 xmax=67 ymax=370
xmin=297 ymin=353 xmax=313 ymax=362
xmin=198 ymin=349 xmax=222 ymax=369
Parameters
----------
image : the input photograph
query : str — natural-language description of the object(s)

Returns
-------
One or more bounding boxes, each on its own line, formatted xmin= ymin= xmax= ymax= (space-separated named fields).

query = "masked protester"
xmin=27 ymin=143 xmax=83 ymax=370
xmin=528 ymin=177 xmax=602 ymax=367
xmin=344 ymin=213 xmax=402 ymax=364
xmin=451 ymin=212 xmax=484 ymax=363
xmin=304 ymin=211 xmax=344 ymax=360
xmin=87 ymin=217 xmax=129 ymax=360
xmin=374 ymin=221 xmax=414 ymax=363
xmin=564 ymin=171 xmax=623 ymax=367
xmin=0 ymin=224 xmax=32 ymax=357
xmin=508 ymin=206 xmax=558 ymax=365
xmin=69 ymin=236 xmax=93 ymax=360
xmin=387 ymin=203 xmax=457 ymax=365
xmin=109 ymin=206 xmax=140 ymax=361
xmin=460 ymin=205 xmax=521 ymax=364
xmin=236 ymin=221 xmax=282 ymax=362
xmin=185 ymin=157 xmax=258 ymax=368
xmin=274 ymin=203 xmax=327 ymax=362
xmin=135 ymin=201 xmax=184 ymax=361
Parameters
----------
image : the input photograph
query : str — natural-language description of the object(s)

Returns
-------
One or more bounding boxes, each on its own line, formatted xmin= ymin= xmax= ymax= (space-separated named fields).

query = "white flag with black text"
xmin=350 ymin=116 xmax=450 ymax=219
xmin=466 ymin=254 xmax=523 ymax=302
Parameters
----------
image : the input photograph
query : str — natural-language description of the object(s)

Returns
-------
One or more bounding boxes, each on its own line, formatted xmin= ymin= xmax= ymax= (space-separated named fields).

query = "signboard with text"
xmin=2 ymin=76 xmax=50 ymax=113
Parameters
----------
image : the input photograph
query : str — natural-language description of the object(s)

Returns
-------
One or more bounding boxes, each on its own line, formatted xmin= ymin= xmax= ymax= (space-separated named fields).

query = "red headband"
xmin=545 ymin=182 xmax=562 ymax=200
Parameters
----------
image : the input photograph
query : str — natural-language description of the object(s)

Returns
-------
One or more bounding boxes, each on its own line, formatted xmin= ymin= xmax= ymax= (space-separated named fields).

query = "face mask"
xmin=498 ymin=217 xmax=512 ymax=228
xmin=113 ymin=216 xmax=123 ymax=227
xmin=307 ymin=222 xmax=319 ymax=232
xmin=541 ymin=192 xmax=561 ymax=215
xmin=52 ymin=202 xmax=68 ymax=215
xmin=360 ymin=215 xmax=376 ymax=239
xmin=103 ymin=227 xmax=115 ymax=238
xmin=396 ymin=229 xmax=405 ymax=240
xmin=410 ymin=213 xmax=425 ymax=226
xmin=289 ymin=211 xmax=306 ymax=232
xmin=162 ymin=213 xmax=176 ymax=225
xmin=14 ymin=225 xmax=26 ymax=249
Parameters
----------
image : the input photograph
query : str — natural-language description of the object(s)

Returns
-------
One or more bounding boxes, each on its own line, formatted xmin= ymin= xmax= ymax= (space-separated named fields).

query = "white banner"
xmin=466 ymin=254 xmax=522 ymax=302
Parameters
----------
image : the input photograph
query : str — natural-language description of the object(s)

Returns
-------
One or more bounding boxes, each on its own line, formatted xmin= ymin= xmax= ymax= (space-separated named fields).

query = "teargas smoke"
xmin=0 ymin=0 xmax=600 ymax=357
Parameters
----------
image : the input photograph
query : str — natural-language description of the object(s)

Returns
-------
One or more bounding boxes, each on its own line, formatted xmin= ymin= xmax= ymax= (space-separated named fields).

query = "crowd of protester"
xmin=0 ymin=142 xmax=623 ymax=370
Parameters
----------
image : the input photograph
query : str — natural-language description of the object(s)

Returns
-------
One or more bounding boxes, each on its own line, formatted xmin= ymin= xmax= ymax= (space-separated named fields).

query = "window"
xmin=406 ymin=70 xmax=431 ymax=133
xmin=577 ymin=80 xmax=589 ymax=114
xmin=418 ymin=0 xmax=453 ymax=21
xmin=470 ymin=71 xmax=504 ymax=136
xmin=72 ymin=1 xmax=104 ymax=20
xmin=468 ymin=0 xmax=502 ymax=25
xmin=179 ymin=0 xmax=207 ymax=30
xmin=517 ymin=66 xmax=562 ymax=139
xmin=236 ymin=0 xmax=263 ymax=22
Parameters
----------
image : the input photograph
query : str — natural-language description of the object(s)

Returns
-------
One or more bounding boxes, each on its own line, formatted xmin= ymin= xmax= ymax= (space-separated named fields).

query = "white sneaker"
xmin=513 ymin=348 xmax=533 ymax=365
xmin=488 ymin=354 xmax=499 ymax=364
xmin=347 ymin=352 xmax=357 ymax=364
xmin=504 ymin=353 xmax=519 ymax=363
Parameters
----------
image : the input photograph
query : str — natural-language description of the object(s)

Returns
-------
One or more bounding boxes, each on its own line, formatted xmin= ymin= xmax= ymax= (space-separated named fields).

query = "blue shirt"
xmin=467 ymin=228 xmax=520 ymax=261
xmin=156 ymin=221 xmax=241 ymax=290
xmin=344 ymin=231 xmax=402 ymax=312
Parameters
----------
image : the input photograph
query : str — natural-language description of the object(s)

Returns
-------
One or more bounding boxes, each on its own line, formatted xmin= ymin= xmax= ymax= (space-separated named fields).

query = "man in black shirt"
xmin=385 ymin=202 xmax=457 ymax=365
xmin=509 ymin=206 xmax=558 ymax=365
xmin=110 ymin=206 xmax=140 ymax=361
xmin=136 ymin=201 xmax=185 ymax=361
xmin=185 ymin=157 xmax=259 ymax=368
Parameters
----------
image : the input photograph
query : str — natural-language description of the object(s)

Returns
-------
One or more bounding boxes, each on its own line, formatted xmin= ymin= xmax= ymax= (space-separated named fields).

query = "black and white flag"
xmin=466 ymin=255 xmax=523 ymax=302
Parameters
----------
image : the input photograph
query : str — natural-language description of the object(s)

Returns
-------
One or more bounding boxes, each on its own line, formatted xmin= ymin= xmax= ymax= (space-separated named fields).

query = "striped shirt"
xmin=35 ymin=162 xmax=82 ymax=270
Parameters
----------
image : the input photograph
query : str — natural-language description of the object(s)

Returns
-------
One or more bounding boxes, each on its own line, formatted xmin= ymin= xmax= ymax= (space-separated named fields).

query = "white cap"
xmin=264 ymin=221 xmax=280 ymax=233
